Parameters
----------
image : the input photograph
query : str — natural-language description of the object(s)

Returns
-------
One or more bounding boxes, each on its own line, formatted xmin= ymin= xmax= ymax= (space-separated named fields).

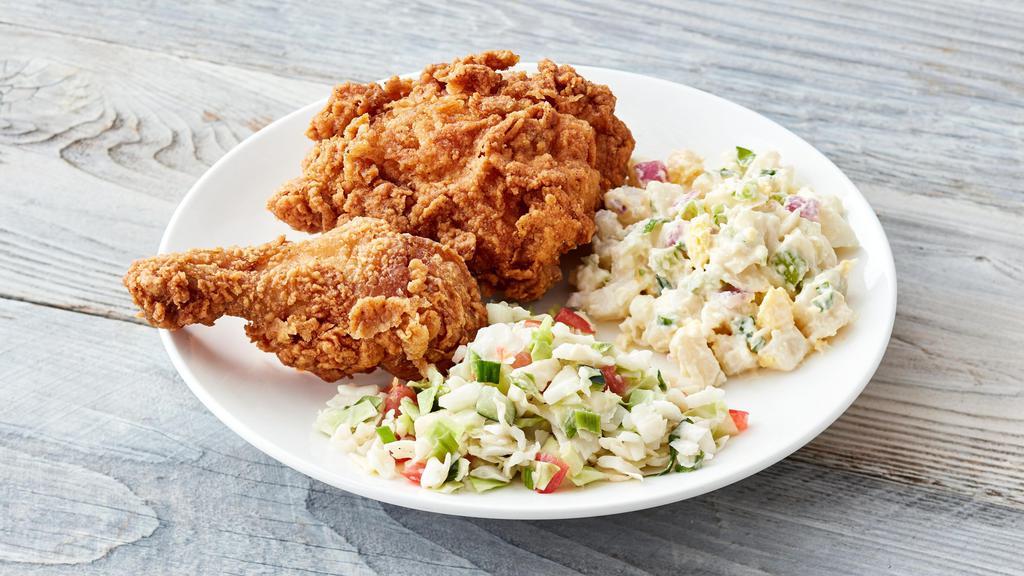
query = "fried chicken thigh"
xmin=124 ymin=218 xmax=486 ymax=381
xmin=268 ymin=50 xmax=634 ymax=300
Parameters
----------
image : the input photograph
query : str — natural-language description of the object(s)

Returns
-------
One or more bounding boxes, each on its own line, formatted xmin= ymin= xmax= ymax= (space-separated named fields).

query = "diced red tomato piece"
xmin=729 ymin=409 xmax=749 ymax=432
xmin=511 ymin=351 xmax=533 ymax=368
xmin=401 ymin=460 xmax=426 ymax=484
xmin=383 ymin=381 xmax=417 ymax=416
xmin=601 ymin=365 xmax=628 ymax=396
xmin=554 ymin=307 xmax=594 ymax=334
xmin=534 ymin=453 xmax=570 ymax=494
xmin=523 ymin=319 xmax=542 ymax=328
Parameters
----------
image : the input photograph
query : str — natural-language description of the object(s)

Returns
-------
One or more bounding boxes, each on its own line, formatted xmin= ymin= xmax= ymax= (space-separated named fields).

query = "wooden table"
xmin=2 ymin=1 xmax=1021 ymax=573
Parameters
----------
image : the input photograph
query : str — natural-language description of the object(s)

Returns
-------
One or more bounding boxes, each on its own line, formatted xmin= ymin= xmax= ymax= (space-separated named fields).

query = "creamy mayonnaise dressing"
xmin=569 ymin=147 xmax=857 ymax=387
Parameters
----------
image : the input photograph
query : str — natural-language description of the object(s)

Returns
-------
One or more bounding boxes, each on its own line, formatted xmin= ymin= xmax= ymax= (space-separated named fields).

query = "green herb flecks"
xmin=642 ymin=218 xmax=668 ymax=234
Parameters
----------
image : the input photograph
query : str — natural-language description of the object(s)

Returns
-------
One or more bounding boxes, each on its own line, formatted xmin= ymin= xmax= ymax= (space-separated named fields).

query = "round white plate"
xmin=159 ymin=64 xmax=896 ymax=519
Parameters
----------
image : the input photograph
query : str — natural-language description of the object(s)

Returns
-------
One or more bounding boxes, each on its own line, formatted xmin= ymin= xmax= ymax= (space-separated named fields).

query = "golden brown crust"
xmin=123 ymin=217 xmax=486 ymax=381
xmin=306 ymin=76 xmax=414 ymax=141
xmin=267 ymin=51 xmax=635 ymax=300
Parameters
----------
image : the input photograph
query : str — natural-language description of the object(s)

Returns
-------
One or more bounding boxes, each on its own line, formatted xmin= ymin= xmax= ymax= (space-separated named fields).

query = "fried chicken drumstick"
xmin=124 ymin=218 xmax=486 ymax=381
xmin=268 ymin=50 xmax=634 ymax=300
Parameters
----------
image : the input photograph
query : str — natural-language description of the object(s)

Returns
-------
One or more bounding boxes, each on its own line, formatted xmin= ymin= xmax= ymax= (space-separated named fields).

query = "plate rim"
xmin=157 ymin=64 xmax=897 ymax=519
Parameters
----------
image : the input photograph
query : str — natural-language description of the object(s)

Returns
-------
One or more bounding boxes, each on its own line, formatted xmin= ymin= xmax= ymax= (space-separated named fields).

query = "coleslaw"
xmin=315 ymin=302 xmax=746 ymax=493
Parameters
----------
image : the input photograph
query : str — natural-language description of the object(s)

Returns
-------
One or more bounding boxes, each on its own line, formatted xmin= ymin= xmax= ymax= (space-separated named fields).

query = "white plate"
xmin=159 ymin=65 xmax=896 ymax=519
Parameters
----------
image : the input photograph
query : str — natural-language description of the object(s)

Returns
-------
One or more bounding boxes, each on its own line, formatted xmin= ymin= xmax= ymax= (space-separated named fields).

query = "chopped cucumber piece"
xmin=472 ymin=354 xmax=502 ymax=384
xmin=375 ymin=426 xmax=397 ymax=444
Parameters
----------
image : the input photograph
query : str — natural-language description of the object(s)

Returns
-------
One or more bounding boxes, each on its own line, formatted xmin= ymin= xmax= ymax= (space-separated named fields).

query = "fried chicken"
xmin=268 ymin=50 xmax=634 ymax=300
xmin=124 ymin=217 xmax=486 ymax=381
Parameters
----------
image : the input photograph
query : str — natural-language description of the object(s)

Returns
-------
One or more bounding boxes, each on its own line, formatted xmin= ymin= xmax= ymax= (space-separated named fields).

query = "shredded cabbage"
xmin=316 ymin=303 xmax=741 ymax=493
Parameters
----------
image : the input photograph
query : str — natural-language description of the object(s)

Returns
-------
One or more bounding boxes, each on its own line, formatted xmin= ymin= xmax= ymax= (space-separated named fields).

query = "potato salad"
xmin=315 ymin=303 xmax=747 ymax=493
xmin=568 ymin=147 xmax=858 ymax=388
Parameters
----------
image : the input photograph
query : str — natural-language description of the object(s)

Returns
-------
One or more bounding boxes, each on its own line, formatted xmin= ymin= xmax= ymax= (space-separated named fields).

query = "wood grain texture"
xmin=0 ymin=27 xmax=326 ymax=320
xmin=0 ymin=447 xmax=158 ymax=565
xmin=0 ymin=0 xmax=1022 ymax=572
xmin=1 ymin=299 xmax=1022 ymax=575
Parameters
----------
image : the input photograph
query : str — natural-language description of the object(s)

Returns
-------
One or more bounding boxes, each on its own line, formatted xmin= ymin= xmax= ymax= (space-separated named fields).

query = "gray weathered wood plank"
xmin=0 ymin=26 xmax=326 ymax=319
xmin=1 ymin=299 xmax=1022 ymax=575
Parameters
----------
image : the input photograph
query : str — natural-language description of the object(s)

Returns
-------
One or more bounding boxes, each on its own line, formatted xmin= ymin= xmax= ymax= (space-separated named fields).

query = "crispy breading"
xmin=123 ymin=217 xmax=486 ymax=381
xmin=268 ymin=50 xmax=634 ymax=300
